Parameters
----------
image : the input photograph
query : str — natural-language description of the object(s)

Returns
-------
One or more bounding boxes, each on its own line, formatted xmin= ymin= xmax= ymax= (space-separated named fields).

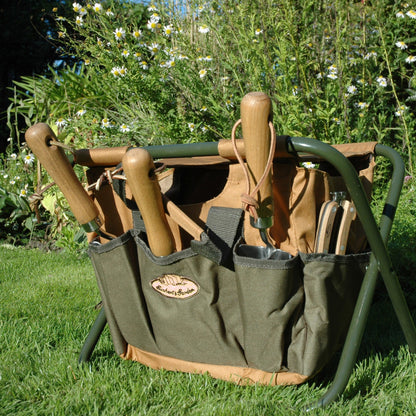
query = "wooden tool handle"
xmin=122 ymin=148 xmax=175 ymax=256
xmin=74 ymin=146 xmax=130 ymax=167
xmin=25 ymin=123 xmax=100 ymax=228
xmin=240 ymin=92 xmax=273 ymax=219
xmin=335 ymin=200 xmax=357 ymax=255
xmin=163 ymin=196 xmax=203 ymax=241
xmin=314 ymin=200 xmax=340 ymax=254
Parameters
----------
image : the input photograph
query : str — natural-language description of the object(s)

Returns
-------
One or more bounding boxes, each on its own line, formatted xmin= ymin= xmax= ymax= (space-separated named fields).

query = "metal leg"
xmin=78 ymin=308 xmax=107 ymax=364
xmin=287 ymin=139 xmax=416 ymax=410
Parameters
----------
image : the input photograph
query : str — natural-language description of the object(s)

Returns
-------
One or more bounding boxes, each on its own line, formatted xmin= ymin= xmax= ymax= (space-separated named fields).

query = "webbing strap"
xmin=191 ymin=207 xmax=244 ymax=268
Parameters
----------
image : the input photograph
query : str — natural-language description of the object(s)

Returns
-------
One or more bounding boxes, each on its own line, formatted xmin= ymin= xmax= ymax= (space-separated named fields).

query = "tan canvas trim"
xmin=121 ymin=344 xmax=309 ymax=386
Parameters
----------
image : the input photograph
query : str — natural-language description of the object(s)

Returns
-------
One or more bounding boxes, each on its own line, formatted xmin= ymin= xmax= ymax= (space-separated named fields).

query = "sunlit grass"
xmin=1 ymin=246 xmax=415 ymax=415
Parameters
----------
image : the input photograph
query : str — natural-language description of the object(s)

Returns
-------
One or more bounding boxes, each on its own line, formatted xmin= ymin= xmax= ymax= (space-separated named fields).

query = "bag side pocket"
xmin=89 ymin=231 xmax=159 ymax=355
xmin=234 ymin=250 xmax=303 ymax=373
xmin=288 ymin=252 xmax=370 ymax=376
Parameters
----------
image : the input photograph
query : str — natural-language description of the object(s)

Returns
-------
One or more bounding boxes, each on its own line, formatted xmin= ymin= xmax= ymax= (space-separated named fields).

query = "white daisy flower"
xmin=406 ymin=10 xmax=416 ymax=18
xmin=347 ymin=85 xmax=357 ymax=95
xmin=396 ymin=11 xmax=405 ymax=18
xmin=302 ymin=161 xmax=316 ymax=169
xmin=255 ymin=28 xmax=263 ymax=36
xmin=101 ymin=118 xmax=111 ymax=128
xmin=132 ymin=29 xmax=142 ymax=39
xmin=188 ymin=123 xmax=195 ymax=132
xmin=121 ymin=50 xmax=130 ymax=58
xmin=118 ymin=66 xmax=127 ymax=76
xmin=363 ymin=51 xmax=377 ymax=60
xmin=72 ymin=2 xmax=82 ymax=13
xmin=149 ymin=42 xmax=160 ymax=54
xmin=395 ymin=41 xmax=408 ymax=50
xmin=140 ymin=61 xmax=149 ymax=70
xmin=356 ymin=102 xmax=369 ymax=109
xmin=93 ymin=3 xmax=102 ymax=13
xmin=10 ymin=153 xmax=17 ymax=160
xmin=405 ymin=55 xmax=416 ymax=63
xmin=199 ymin=69 xmax=207 ymax=78
xmin=111 ymin=67 xmax=120 ymax=77
xmin=75 ymin=16 xmax=83 ymax=26
xmin=24 ymin=153 xmax=35 ymax=166
xmin=395 ymin=105 xmax=407 ymax=117
xmin=147 ymin=19 xmax=160 ymax=31
xmin=198 ymin=24 xmax=210 ymax=34
xmin=106 ymin=9 xmax=114 ymax=17
xmin=76 ymin=109 xmax=86 ymax=117
xmin=113 ymin=27 xmax=126 ymax=41
xmin=55 ymin=118 xmax=67 ymax=128
xmin=166 ymin=59 xmax=175 ymax=68
xmin=120 ymin=124 xmax=130 ymax=133
xmin=163 ymin=25 xmax=174 ymax=37
xmin=376 ymin=76 xmax=387 ymax=87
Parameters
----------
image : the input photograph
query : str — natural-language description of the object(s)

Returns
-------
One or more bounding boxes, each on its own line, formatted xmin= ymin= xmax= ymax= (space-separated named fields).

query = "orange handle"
xmin=240 ymin=92 xmax=273 ymax=219
xmin=25 ymin=123 xmax=100 ymax=229
xmin=122 ymin=148 xmax=175 ymax=256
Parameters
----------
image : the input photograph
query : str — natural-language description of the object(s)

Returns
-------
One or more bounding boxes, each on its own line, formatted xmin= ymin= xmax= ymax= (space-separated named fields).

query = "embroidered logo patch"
xmin=151 ymin=274 xmax=200 ymax=299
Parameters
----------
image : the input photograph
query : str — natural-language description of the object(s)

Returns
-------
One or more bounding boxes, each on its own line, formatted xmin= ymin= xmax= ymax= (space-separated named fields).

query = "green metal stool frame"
xmin=78 ymin=137 xmax=416 ymax=410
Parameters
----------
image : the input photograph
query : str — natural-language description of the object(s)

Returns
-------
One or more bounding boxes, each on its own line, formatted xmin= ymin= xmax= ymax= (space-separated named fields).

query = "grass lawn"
xmin=1 ymin=245 xmax=415 ymax=415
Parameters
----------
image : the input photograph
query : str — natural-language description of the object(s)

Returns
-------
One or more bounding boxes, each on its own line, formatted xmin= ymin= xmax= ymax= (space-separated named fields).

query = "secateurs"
xmin=314 ymin=191 xmax=356 ymax=255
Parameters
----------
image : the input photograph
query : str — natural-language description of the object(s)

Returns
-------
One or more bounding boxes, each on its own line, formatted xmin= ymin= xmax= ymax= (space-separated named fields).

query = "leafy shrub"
xmin=2 ymin=0 xmax=416 ymax=248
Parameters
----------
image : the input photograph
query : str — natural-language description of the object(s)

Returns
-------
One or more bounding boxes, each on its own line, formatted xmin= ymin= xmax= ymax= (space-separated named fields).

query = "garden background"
xmin=1 ymin=0 xmax=415 ymax=291
xmin=0 ymin=1 xmax=416 ymax=413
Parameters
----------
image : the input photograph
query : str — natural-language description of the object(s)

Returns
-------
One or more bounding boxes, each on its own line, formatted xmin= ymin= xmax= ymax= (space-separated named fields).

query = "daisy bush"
xmin=2 ymin=0 xmax=416 ymax=246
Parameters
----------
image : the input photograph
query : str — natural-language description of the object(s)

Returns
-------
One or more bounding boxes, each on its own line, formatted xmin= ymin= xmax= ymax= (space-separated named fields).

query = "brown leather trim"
xmin=121 ymin=344 xmax=309 ymax=386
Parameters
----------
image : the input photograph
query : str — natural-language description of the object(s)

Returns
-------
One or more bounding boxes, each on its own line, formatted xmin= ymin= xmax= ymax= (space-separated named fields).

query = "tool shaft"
xmin=122 ymin=148 xmax=175 ymax=256
xmin=25 ymin=123 xmax=100 ymax=230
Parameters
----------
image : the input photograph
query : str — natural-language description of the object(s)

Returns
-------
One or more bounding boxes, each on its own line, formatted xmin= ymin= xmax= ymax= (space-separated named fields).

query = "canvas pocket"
xmin=287 ymin=252 xmax=370 ymax=376
xmin=233 ymin=248 xmax=304 ymax=373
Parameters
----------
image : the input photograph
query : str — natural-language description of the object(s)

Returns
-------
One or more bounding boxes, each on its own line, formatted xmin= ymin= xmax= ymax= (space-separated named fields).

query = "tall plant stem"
xmin=377 ymin=21 xmax=414 ymax=176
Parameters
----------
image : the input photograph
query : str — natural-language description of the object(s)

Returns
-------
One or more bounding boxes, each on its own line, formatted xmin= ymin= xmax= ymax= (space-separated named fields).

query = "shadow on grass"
xmin=305 ymin=298 xmax=416 ymax=398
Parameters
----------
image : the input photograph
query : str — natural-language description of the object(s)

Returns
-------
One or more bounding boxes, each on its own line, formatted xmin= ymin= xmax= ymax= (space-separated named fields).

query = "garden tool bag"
xmin=87 ymin=141 xmax=375 ymax=385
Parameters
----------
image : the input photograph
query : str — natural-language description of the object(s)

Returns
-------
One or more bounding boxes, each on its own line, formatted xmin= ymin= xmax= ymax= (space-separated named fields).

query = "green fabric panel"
xmin=287 ymin=252 xmax=370 ymax=376
xmin=89 ymin=231 xmax=159 ymax=354
xmin=134 ymin=231 xmax=247 ymax=366
xmin=89 ymin=229 xmax=369 ymax=378
xmin=89 ymin=241 xmax=126 ymax=355
xmin=234 ymin=252 xmax=304 ymax=373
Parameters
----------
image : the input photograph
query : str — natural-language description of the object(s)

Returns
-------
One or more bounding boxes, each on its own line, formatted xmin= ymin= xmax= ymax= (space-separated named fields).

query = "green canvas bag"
xmin=87 ymin=142 xmax=374 ymax=385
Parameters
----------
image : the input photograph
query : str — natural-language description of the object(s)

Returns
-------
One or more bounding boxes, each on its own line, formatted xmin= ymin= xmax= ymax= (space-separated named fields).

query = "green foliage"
xmin=0 ymin=186 xmax=41 ymax=245
xmin=2 ymin=0 xmax=416 ymax=247
xmin=10 ymin=0 xmax=416 ymax=169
